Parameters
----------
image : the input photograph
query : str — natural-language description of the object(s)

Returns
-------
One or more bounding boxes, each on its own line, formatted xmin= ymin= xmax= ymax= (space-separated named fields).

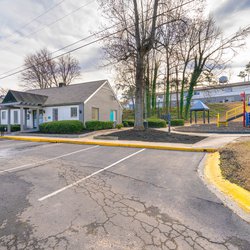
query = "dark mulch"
xmin=174 ymin=122 xmax=250 ymax=134
xmin=106 ymin=129 xmax=206 ymax=144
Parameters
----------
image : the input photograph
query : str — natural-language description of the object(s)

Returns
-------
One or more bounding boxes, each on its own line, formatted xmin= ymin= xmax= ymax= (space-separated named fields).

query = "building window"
xmin=13 ymin=111 xmax=18 ymax=124
xmin=52 ymin=108 xmax=58 ymax=121
xmin=92 ymin=107 xmax=99 ymax=120
xmin=70 ymin=107 xmax=78 ymax=118
xmin=194 ymin=91 xmax=200 ymax=96
xmin=1 ymin=111 xmax=6 ymax=120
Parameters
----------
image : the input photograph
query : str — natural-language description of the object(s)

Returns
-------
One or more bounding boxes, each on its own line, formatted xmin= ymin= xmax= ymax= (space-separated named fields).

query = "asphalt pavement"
xmin=0 ymin=139 xmax=249 ymax=250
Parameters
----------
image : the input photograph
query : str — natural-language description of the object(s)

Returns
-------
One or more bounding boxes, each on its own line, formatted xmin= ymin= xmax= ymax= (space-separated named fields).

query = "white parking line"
xmin=0 ymin=141 xmax=36 ymax=149
xmin=0 ymin=145 xmax=99 ymax=174
xmin=38 ymin=148 xmax=146 ymax=202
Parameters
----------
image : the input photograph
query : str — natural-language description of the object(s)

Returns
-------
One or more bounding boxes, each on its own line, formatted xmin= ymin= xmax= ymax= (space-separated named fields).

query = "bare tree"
xmin=20 ymin=48 xmax=81 ymax=89
xmin=98 ymin=0 xmax=160 ymax=129
xmin=184 ymin=17 xmax=250 ymax=118
xmin=0 ymin=87 xmax=8 ymax=97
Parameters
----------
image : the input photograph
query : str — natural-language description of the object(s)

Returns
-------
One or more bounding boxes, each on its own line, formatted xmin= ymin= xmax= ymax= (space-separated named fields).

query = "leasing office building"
xmin=0 ymin=80 xmax=122 ymax=132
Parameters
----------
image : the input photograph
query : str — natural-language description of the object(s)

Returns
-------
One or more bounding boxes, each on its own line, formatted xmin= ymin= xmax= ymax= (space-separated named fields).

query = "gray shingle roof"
xmin=27 ymin=80 xmax=107 ymax=106
xmin=190 ymin=100 xmax=209 ymax=111
xmin=2 ymin=90 xmax=47 ymax=106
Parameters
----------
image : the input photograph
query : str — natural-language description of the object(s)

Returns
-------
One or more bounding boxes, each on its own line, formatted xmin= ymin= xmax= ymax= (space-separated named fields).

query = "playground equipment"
xmin=246 ymin=112 xmax=250 ymax=127
xmin=217 ymin=92 xmax=249 ymax=127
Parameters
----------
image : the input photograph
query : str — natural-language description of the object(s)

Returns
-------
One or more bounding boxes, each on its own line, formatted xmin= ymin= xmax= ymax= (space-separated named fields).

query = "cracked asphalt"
xmin=0 ymin=139 xmax=249 ymax=250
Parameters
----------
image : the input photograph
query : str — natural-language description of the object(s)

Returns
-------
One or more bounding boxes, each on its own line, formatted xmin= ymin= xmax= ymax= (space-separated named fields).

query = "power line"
xmin=2 ymin=0 xmax=66 ymax=41
xmin=0 ymin=0 xmax=196 ymax=80
xmin=1 ymin=0 xmax=94 ymax=49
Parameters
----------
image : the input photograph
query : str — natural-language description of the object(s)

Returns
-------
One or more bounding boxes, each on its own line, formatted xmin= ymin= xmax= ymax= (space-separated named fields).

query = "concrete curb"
xmin=205 ymin=152 xmax=250 ymax=215
xmin=1 ymin=135 xmax=217 ymax=153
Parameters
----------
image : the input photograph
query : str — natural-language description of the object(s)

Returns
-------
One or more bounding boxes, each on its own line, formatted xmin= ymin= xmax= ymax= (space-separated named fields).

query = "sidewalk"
xmin=2 ymin=127 xmax=248 ymax=152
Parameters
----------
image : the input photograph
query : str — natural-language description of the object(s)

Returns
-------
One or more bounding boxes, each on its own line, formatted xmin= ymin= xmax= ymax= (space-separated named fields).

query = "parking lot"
xmin=0 ymin=139 xmax=250 ymax=250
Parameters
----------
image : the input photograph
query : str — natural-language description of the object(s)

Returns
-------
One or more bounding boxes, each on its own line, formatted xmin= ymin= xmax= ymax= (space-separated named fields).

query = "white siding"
xmin=0 ymin=109 xmax=24 ymax=125
xmin=43 ymin=105 xmax=80 ymax=123
xmin=0 ymin=105 xmax=80 ymax=127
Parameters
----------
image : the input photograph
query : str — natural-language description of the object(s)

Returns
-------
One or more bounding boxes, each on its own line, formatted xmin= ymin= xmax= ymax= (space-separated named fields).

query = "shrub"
xmin=147 ymin=118 xmax=167 ymax=128
xmin=39 ymin=120 xmax=84 ymax=134
xmin=170 ymin=119 xmax=185 ymax=126
xmin=122 ymin=121 xmax=129 ymax=127
xmin=122 ymin=120 xmax=134 ymax=127
xmin=122 ymin=119 xmax=166 ymax=128
xmin=85 ymin=120 xmax=114 ymax=131
xmin=116 ymin=124 xmax=124 ymax=129
xmin=0 ymin=125 xmax=20 ymax=132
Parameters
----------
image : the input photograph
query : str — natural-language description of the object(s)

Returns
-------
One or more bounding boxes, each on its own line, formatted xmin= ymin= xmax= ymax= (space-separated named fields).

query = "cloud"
xmin=0 ymin=0 xmax=249 ymax=90
xmin=213 ymin=0 xmax=250 ymax=19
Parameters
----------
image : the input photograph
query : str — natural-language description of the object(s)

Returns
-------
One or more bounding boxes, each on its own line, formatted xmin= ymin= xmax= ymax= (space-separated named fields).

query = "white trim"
xmin=106 ymin=81 xmax=123 ymax=109
xmin=84 ymin=80 xmax=123 ymax=109
xmin=84 ymin=81 xmax=108 ymax=104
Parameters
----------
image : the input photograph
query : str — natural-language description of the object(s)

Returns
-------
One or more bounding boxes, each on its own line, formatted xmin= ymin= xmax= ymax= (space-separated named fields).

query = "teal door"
xmin=110 ymin=111 xmax=114 ymax=121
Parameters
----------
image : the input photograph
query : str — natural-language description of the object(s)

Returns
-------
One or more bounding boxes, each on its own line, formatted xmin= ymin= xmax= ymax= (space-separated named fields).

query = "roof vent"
xmin=59 ymin=82 xmax=66 ymax=87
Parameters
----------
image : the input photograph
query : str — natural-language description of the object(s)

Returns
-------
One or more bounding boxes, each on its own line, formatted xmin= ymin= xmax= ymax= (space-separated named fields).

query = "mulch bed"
xmin=106 ymin=129 xmax=206 ymax=144
xmin=174 ymin=122 xmax=250 ymax=134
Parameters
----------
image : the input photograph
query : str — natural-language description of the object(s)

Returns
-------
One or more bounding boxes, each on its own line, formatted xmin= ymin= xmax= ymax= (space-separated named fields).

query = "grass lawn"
xmin=220 ymin=138 xmax=250 ymax=192
xmin=123 ymin=102 xmax=243 ymax=122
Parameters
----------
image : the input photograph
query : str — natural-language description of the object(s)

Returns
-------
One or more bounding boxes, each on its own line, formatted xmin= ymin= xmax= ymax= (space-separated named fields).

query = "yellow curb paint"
xmin=205 ymin=152 xmax=250 ymax=213
xmin=1 ymin=136 xmax=217 ymax=153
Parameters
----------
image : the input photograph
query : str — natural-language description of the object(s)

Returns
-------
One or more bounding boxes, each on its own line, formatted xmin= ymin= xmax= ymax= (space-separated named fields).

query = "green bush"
xmin=0 ymin=125 xmax=20 ymax=132
xmin=122 ymin=120 xmax=134 ymax=127
xmin=147 ymin=118 xmax=166 ymax=128
xmin=39 ymin=120 xmax=84 ymax=134
xmin=116 ymin=124 xmax=124 ymax=129
xmin=85 ymin=120 xmax=114 ymax=131
xmin=122 ymin=119 xmax=166 ymax=128
xmin=122 ymin=121 xmax=129 ymax=127
xmin=170 ymin=119 xmax=185 ymax=126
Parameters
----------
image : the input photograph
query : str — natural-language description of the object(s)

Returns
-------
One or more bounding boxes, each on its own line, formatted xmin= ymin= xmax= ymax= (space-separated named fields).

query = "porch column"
xmin=36 ymin=108 xmax=39 ymax=130
xmin=20 ymin=107 xmax=24 ymax=132
xmin=7 ymin=108 xmax=11 ymax=133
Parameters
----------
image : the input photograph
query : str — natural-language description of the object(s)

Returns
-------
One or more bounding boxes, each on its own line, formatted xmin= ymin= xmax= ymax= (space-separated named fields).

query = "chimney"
xmin=59 ymin=82 xmax=66 ymax=87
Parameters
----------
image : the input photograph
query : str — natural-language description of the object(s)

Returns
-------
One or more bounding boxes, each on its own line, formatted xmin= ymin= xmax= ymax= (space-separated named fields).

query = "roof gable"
xmin=2 ymin=90 xmax=48 ymax=106
xmin=2 ymin=91 xmax=17 ymax=104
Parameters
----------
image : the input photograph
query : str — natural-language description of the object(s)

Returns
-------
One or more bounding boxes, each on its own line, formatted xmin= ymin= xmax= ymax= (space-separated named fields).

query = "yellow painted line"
xmin=205 ymin=152 xmax=250 ymax=213
xmin=1 ymin=135 xmax=217 ymax=153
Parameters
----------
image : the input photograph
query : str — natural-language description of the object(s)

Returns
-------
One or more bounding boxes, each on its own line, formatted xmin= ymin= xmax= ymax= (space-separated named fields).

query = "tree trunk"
xmin=151 ymin=61 xmax=158 ymax=114
xmin=134 ymin=54 xmax=145 ymax=130
xmin=184 ymin=70 xmax=201 ymax=119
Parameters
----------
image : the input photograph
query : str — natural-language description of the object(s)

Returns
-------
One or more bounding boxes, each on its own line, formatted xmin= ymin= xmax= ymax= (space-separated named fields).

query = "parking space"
xmin=0 ymin=140 xmax=250 ymax=250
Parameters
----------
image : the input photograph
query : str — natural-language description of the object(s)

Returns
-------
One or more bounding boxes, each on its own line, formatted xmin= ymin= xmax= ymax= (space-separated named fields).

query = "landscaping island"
xmin=105 ymin=129 xmax=206 ymax=144
xmin=220 ymin=137 xmax=250 ymax=192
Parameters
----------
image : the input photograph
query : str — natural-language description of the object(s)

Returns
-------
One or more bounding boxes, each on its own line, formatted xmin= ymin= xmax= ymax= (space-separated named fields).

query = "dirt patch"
xmin=220 ymin=137 xmax=250 ymax=191
xmin=105 ymin=129 xmax=206 ymax=144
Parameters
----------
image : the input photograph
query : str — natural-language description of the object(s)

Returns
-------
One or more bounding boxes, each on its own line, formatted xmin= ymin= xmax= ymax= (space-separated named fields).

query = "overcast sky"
xmin=0 ymin=0 xmax=249 ymax=90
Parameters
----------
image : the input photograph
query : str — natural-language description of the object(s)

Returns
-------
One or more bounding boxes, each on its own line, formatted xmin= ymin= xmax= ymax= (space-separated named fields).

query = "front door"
xmin=33 ymin=110 xmax=37 ymax=128
xmin=52 ymin=108 xmax=58 ymax=121
xmin=110 ymin=110 xmax=117 ymax=122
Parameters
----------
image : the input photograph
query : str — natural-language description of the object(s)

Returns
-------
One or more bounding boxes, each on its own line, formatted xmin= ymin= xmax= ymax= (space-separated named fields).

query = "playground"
xmin=176 ymin=92 xmax=250 ymax=134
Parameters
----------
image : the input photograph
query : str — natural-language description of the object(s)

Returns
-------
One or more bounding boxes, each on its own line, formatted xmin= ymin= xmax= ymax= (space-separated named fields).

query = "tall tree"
xmin=20 ymin=48 xmax=81 ymax=89
xmin=98 ymin=0 xmax=160 ymax=129
xmin=184 ymin=17 xmax=250 ymax=118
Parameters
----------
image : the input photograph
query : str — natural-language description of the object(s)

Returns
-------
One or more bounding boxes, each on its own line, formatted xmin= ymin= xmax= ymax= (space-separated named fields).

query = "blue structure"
xmin=190 ymin=101 xmax=210 ymax=124
xmin=246 ymin=112 xmax=250 ymax=127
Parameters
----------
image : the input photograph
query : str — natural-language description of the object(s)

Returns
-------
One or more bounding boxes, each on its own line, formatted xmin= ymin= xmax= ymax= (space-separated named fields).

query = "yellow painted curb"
xmin=1 ymin=136 xmax=217 ymax=153
xmin=205 ymin=152 xmax=250 ymax=213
